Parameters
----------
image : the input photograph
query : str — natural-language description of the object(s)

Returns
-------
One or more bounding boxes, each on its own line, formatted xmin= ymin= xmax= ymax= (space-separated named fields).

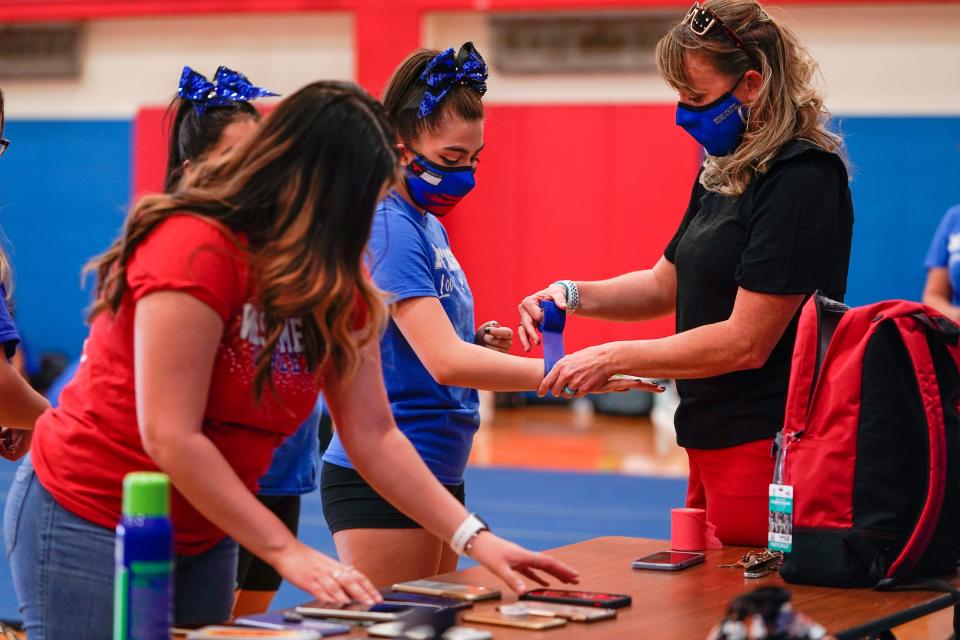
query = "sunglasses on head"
xmin=682 ymin=2 xmax=759 ymax=67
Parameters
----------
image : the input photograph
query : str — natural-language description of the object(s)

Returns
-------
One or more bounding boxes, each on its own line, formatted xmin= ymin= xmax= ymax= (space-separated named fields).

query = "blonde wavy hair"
xmin=656 ymin=0 xmax=844 ymax=196
xmin=87 ymin=81 xmax=395 ymax=396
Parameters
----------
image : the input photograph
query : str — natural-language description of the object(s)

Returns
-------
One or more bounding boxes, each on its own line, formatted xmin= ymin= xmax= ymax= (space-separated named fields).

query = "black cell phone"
xmin=519 ymin=588 xmax=632 ymax=609
xmin=632 ymin=550 xmax=705 ymax=571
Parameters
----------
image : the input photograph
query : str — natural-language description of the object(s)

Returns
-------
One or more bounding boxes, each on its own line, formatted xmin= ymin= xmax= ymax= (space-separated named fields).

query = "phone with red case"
xmin=520 ymin=589 xmax=632 ymax=609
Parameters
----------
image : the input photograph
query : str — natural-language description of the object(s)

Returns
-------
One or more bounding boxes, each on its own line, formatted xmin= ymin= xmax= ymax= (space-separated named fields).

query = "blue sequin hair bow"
xmin=408 ymin=42 xmax=488 ymax=119
xmin=178 ymin=65 xmax=278 ymax=115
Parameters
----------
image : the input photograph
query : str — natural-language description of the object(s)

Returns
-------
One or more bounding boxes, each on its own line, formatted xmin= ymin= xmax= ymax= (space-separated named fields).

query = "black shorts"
xmin=236 ymin=494 xmax=301 ymax=592
xmin=321 ymin=462 xmax=465 ymax=533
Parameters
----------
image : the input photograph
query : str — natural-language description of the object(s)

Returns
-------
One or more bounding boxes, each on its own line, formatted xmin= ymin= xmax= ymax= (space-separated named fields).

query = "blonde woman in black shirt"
xmin=517 ymin=0 xmax=853 ymax=546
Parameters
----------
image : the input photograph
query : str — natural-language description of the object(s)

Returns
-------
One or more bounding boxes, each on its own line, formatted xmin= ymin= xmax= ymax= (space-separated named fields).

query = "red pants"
xmin=685 ymin=439 xmax=775 ymax=547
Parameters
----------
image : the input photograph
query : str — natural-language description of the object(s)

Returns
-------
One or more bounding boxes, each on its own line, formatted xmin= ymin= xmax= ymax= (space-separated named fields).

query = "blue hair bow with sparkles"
xmin=413 ymin=42 xmax=488 ymax=119
xmin=178 ymin=65 xmax=278 ymax=115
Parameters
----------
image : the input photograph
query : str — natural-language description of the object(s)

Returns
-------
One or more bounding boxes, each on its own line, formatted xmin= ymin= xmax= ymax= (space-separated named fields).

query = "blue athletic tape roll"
xmin=539 ymin=300 xmax=566 ymax=376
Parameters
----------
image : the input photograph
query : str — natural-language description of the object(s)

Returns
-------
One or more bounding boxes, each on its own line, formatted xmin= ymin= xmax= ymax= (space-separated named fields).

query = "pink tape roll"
xmin=671 ymin=507 xmax=723 ymax=551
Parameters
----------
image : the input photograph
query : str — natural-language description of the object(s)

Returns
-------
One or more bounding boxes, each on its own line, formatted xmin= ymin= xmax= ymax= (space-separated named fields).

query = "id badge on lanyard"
xmin=768 ymin=431 xmax=794 ymax=553
xmin=768 ymin=484 xmax=793 ymax=553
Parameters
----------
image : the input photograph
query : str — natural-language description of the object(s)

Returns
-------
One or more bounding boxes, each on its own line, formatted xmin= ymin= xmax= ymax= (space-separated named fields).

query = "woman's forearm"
xmin=606 ymin=321 xmax=760 ymax=380
xmin=576 ymin=271 xmax=665 ymax=321
xmin=434 ymin=341 xmax=544 ymax=390
xmin=575 ymin=258 xmax=676 ymax=322
xmin=395 ymin=296 xmax=545 ymax=391
xmin=148 ymin=432 xmax=296 ymax=564
xmin=0 ymin=361 xmax=49 ymax=429
xmin=601 ymin=289 xmax=803 ymax=380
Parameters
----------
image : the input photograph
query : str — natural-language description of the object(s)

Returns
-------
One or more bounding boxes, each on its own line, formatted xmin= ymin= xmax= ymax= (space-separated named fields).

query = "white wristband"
xmin=451 ymin=513 xmax=489 ymax=556
xmin=554 ymin=280 xmax=580 ymax=314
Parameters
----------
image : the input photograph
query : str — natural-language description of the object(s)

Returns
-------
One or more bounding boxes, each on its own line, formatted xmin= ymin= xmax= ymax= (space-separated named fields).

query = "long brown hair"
xmin=656 ymin=0 xmax=844 ymax=196
xmin=87 ymin=81 xmax=397 ymax=394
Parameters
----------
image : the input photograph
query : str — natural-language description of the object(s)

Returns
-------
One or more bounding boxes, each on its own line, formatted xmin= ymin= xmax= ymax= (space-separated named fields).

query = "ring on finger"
xmin=563 ymin=386 xmax=577 ymax=396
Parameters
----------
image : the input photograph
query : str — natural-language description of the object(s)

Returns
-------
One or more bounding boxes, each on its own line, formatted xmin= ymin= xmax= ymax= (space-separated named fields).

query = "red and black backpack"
xmin=779 ymin=293 xmax=960 ymax=596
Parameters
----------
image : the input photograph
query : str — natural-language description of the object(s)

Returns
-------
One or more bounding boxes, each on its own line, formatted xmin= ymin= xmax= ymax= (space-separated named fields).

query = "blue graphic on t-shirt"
xmin=925 ymin=204 xmax=960 ymax=306
xmin=323 ymin=192 xmax=479 ymax=485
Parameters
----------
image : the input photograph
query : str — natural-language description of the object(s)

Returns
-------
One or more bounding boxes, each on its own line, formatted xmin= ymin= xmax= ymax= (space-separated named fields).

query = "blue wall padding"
xmin=839 ymin=116 xmax=960 ymax=306
xmin=0 ymin=120 xmax=131 ymax=359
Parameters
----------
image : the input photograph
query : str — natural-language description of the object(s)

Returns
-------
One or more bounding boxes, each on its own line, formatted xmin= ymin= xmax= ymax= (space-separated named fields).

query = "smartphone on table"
xmin=460 ymin=611 xmax=567 ymax=631
xmin=233 ymin=611 xmax=351 ymax=636
xmin=632 ymin=550 xmax=705 ymax=571
xmin=498 ymin=602 xmax=616 ymax=622
xmin=520 ymin=588 xmax=632 ymax=609
xmin=380 ymin=590 xmax=474 ymax=611
xmin=367 ymin=622 xmax=492 ymax=640
xmin=605 ymin=374 xmax=665 ymax=393
xmin=391 ymin=579 xmax=500 ymax=602
xmin=294 ymin=602 xmax=414 ymax=622
xmin=186 ymin=628 xmax=322 ymax=639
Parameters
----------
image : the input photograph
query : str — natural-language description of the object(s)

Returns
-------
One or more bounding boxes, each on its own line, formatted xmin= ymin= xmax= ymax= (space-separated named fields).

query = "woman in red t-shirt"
xmin=5 ymin=81 xmax=577 ymax=637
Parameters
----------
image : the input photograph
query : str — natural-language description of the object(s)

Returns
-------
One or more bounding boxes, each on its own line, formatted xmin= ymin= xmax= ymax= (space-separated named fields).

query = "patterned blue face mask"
xmin=404 ymin=150 xmax=476 ymax=217
xmin=676 ymin=75 xmax=747 ymax=157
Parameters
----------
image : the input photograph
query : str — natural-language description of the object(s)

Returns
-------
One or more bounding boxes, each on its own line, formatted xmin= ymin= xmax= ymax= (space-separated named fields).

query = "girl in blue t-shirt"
xmin=0 ymin=87 xmax=53 ymax=461
xmin=923 ymin=203 xmax=960 ymax=319
xmin=321 ymin=43 xmax=658 ymax=587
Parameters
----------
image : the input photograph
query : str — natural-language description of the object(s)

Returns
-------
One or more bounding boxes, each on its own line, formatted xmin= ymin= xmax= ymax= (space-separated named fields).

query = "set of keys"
xmin=719 ymin=549 xmax=784 ymax=579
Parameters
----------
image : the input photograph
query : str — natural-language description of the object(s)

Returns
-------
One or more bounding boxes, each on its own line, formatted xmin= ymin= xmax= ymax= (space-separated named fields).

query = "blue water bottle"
xmin=113 ymin=472 xmax=174 ymax=640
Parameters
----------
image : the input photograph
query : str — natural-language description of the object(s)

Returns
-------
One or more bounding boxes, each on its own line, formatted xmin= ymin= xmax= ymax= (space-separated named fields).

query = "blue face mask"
xmin=676 ymin=76 xmax=747 ymax=157
xmin=403 ymin=151 xmax=476 ymax=217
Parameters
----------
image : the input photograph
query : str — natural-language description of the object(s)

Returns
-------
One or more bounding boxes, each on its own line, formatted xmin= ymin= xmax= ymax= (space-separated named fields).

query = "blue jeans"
xmin=4 ymin=457 xmax=239 ymax=639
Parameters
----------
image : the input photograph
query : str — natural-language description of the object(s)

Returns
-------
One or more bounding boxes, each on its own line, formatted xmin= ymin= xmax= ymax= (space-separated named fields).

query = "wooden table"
xmin=318 ymin=536 xmax=958 ymax=640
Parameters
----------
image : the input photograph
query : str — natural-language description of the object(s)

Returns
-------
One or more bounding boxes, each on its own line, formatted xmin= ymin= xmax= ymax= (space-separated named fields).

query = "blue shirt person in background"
xmin=45 ymin=357 xmax=80 ymax=407
xmin=235 ymin=399 xmax=323 ymax=616
xmin=923 ymin=203 xmax=960 ymax=317
xmin=0 ymin=87 xmax=52 ymax=461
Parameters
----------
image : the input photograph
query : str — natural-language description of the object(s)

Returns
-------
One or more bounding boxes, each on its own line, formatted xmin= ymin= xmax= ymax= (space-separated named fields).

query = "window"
xmin=0 ymin=23 xmax=83 ymax=79
xmin=490 ymin=11 xmax=680 ymax=74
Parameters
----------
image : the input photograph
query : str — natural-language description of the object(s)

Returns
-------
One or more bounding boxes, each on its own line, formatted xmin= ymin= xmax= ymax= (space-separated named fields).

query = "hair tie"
xmin=407 ymin=42 xmax=488 ymax=119
xmin=178 ymin=65 xmax=279 ymax=115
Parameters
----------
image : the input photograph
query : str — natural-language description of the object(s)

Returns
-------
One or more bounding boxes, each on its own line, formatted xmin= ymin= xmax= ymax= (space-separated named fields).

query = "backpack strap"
xmin=887 ymin=316 xmax=949 ymax=579
xmin=875 ymin=577 xmax=960 ymax=637
xmin=911 ymin=311 xmax=960 ymax=371
xmin=783 ymin=296 xmax=821 ymax=434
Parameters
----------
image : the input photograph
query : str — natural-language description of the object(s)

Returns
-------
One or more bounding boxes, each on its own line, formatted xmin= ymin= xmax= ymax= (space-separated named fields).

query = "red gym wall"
xmin=444 ymin=105 xmax=700 ymax=352
xmin=134 ymin=103 xmax=700 ymax=354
